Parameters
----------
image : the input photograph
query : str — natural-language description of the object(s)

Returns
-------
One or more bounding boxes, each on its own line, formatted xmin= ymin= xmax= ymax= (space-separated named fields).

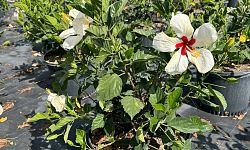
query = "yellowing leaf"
xmin=0 ymin=139 xmax=9 ymax=148
xmin=240 ymin=34 xmax=247 ymax=43
xmin=0 ymin=117 xmax=7 ymax=123
xmin=3 ymin=102 xmax=14 ymax=111
xmin=18 ymin=121 xmax=30 ymax=129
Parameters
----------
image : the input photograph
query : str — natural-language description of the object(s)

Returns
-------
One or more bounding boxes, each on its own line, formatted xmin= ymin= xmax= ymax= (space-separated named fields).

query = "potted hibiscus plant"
xmin=187 ymin=0 xmax=250 ymax=116
xmin=14 ymin=0 xmax=71 ymax=72
xmin=203 ymin=4 xmax=250 ymax=116
xmin=28 ymin=0 xmax=214 ymax=149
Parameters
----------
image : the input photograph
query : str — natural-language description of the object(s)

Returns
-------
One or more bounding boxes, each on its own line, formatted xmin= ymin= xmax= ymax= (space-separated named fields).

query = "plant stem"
xmin=148 ymin=144 xmax=159 ymax=150
xmin=160 ymin=126 xmax=173 ymax=142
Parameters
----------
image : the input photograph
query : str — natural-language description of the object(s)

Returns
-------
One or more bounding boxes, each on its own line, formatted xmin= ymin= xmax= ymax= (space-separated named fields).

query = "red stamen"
xmin=174 ymin=36 xmax=196 ymax=56
xmin=175 ymin=43 xmax=184 ymax=49
xmin=181 ymin=46 xmax=187 ymax=55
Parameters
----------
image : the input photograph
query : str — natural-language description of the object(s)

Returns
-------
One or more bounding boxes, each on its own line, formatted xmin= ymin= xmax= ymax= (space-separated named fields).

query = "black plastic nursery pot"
xmin=204 ymin=70 xmax=250 ymax=116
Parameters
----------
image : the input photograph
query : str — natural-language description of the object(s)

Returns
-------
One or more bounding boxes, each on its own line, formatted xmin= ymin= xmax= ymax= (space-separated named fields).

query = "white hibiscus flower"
xmin=59 ymin=9 xmax=93 ymax=50
xmin=0 ymin=105 xmax=3 ymax=115
xmin=48 ymin=93 xmax=66 ymax=112
xmin=153 ymin=14 xmax=218 ymax=75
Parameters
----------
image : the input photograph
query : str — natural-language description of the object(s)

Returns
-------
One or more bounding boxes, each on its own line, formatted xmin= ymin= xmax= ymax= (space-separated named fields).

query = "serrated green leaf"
xmin=97 ymin=74 xmax=123 ymax=101
xmin=168 ymin=88 xmax=182 ymax=109
xmin=168 ymin=116 xmax=213 ymax=133
xmin=87 ymin=25 xmax=108 ymax=36
xmin=133 ymin=28 xmax=154 ymax=37
xmin=133 ymin=51 xmax=156 ymax=61
xmin=109 ymin=0 xmax=128 ymax=18
xmin=92 ymin=114 xmax=105 ymax=131
xmin=121 ymin=96 xmax=144 ymax=120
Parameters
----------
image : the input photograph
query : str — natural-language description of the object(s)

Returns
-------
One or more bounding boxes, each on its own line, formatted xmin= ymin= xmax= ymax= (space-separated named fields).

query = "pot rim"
xmin=210 ymin=69 xmax=250 ymax=77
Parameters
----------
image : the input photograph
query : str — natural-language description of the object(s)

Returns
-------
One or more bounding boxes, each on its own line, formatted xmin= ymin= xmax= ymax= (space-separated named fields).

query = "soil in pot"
xmin=204 ymin=63 xmax=250 ymax=116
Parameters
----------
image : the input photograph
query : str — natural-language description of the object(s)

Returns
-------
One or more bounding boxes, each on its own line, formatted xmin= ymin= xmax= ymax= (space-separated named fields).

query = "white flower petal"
xmin=165 ymin=49 xmax=189 ymax=75
xmin=193 ymin=23 xmax=218 ymax=47
xmin=59 ymin=28 xmax=76 ymax=39
xmin=48 ymin=93 xmax=57 ymax=102
xmin=50 ymin=95 xmax=66 ymax=112
xmin=69 ymin=9 xmax=84 ymax=19
xmin=187 ymin=48 xmax=214 ymax=74
xmin=62 ymin=35 xmax=83 ymax=49
xmin=170 ymin=14 xmax=194 ymax=39
xmin=153 ymin=32 xmax=181 ymax=52
xmin=0 ymin=105 xmax=3 ymax=115
xmin=72 ymin=18 xmax=88 ymax=35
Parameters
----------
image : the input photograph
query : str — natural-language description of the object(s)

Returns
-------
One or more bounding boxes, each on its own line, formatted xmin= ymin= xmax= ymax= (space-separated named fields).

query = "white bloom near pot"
xmin=47 ymin=93 xmax=66 ymax=112
xmin=0 ymin=105 xmax=3 ymax=115
xmin=153 ymin=14 xmax=218 ymax=75
xmin=59 ymin=9 xmax=93 ymax=49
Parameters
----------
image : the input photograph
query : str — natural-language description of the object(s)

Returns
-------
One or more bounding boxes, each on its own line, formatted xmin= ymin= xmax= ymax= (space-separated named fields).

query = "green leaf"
xmin=97 ymin=74 xmax=123 ymax=101
xmin=87 ymin=25 xmax=108 ymax=36
xmin=109 ymin=0 xmax=128 ymax=18
xmin=152 ymin=104 xmax=166 ymax=112
xmin=112 ymin=22 xmax=124 ymax=37
xmin=149 ymin=94 xmax=157 ymax=105
xmin=49 ymin=117 xmax=75 ymax=133
xmin=47 ymin=132 xmax=64 ymax=140
xmin=65 ymin=97 xmax=77 ymax=116
xmin=67 ymin=140 xmax=80 ymax=147
xmin=45 ymin=15 xmax=58 ymax=29
xmin=168 ymin=88 xmax=183 ymax=109
xmin=208 ymin=86 xmax=227 ymax=110
xmin=92 ymin=114 xmax=105 ymax=131
xmin=2 ymin=40 xmax=11 ymax=46
xmin=149 ymin=94 xmax=166 ymax=112
xmin=133 ymin=28 xmax=154 ymax=37
xmin=121 ymin=96 xmax=145 ymax=120
xmin=226 ymin=77 xmax=238 ymax=83
xmin=168 ymin=116 xmax=213 ymax=133
xmin=102 ymin=0 xmax=111 ymax=22
xmin=64 ymin=124 xmax=72 ymax=143
xmin=14 ymin=2 xmax=29 ymax=12
xmin=183 ymin=139 xmax=192 ymax=150
xmin=125 ymin=31 xmax=134 ymax=42
xmin=76 ymin=129 xmax=86 ymax=149
xmin=29 ymin=113 xmax=60 ymax=122
xmin=136 ymin=127 xmax=145 ymax=143
xmin=149 ymin=117 xmax=158 ymax=132
xmin=242 ymin=50 xmax=250 ymax=59
xmin=133 ymin=51 xmax=156 ymax=61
